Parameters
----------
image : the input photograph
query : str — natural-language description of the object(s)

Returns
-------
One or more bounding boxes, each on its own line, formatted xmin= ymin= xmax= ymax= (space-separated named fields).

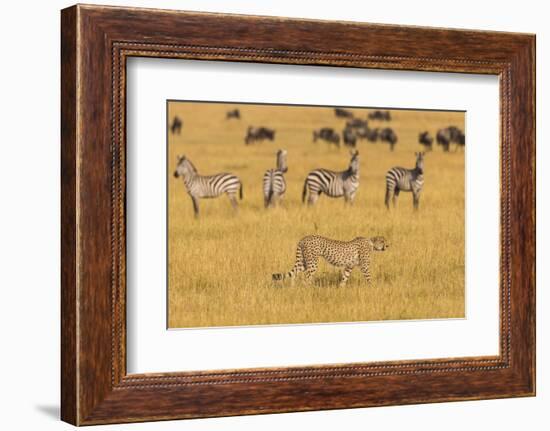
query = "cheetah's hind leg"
xmin=339 ymin=266 xmax=353 ymax=287
xmin=302 ymin=249 xmax=319 ymax=284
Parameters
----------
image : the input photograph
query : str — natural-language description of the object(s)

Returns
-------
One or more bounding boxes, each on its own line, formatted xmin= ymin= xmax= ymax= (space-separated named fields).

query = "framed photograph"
xmin=61 ymin=4 xmax=535 ymax=425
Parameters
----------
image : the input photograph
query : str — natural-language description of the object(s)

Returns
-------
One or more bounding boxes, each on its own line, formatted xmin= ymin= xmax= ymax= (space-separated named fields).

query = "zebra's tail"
xmin=302 ymin=179 xmax=308 ymax=203
xmin=273 ymin=244 xmax=304 ymax=281
xmin=239 ymin=182 xmax=243 ymax=200
xmin=266 ymin=188 xmax=274 ymax=208
xmin=385 ymin=173 xmax=395 ymax=209
xmin=265 ymin=170 xmax=274 ymax=208
xmin=385 ymin=187 xmax=391 ymax=209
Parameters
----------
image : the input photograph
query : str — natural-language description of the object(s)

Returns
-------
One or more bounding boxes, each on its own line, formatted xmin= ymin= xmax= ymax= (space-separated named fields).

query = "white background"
xmin=0 ymin=0 xmax=546 ymax=430
xmin=127 ymin=59 xmax=499 ymax=373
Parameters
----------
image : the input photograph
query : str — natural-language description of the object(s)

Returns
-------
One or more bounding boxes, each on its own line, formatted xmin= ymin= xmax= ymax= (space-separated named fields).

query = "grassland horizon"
xmin=168 ymin=101 xmax=465 ymax=328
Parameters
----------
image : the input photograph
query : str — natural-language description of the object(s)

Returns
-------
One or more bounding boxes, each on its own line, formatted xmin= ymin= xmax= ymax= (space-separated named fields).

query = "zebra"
xmin=173 ymin=155 xmax=243 ymax=217
xmin=263 ymin=150 xmax=288 ymax=208
xmin=385 ymin=152 xmax=425 ymax=210
xmin=302 ymin=150 xmax=360 ymax=206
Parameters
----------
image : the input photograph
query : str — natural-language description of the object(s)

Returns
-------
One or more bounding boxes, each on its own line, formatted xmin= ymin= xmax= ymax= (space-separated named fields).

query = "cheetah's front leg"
xmin=340 ymin=266 xmax=353 ymax=287
xmin=359 ymin=254 xmax=372 ymax=285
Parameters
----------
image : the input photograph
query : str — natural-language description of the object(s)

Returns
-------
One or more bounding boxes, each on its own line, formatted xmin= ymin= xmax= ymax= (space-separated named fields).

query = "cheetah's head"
xmin=371 ymin=236 xmax=389 ymax=251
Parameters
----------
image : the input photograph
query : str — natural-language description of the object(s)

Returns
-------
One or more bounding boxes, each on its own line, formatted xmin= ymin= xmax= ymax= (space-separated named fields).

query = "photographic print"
xmin=168 ymin=101 xmax=465 ymax=328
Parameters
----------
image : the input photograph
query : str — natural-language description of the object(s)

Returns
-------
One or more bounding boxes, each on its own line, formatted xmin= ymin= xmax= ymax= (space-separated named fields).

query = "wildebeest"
xmin=226 ymin=109 xmax=241 ymax=119
xmin=437 ymin=126 xmax=465 ymax=152
xmin=352 ymin=125 xmax=379 ymax=143
xmin=342 ymin=127 xmax=357 ymax=148
xmin=418 ymin=131 xmax=434 ymax=151
xmin=170 ymin=116 xmax=183 ymax=135
xmin=313 ymin=128 xmax=340 ymax=147
xmin=334 ymin=108 xmax=354 ymax=118
xmin=346 ymin=118 xmax=369 ymax=129
xmin=379 ymin=128 xmax=398 ymax=151
xmin=245 ymin=126 xmax=275 ymax=145
xmin=454 ymin=128 xmax=466 ymax=149
xmin=343 ymin=117 xmax=372 ymax=145
xmin=363 ymin=127 xmax=380 ymax=142
xmin=368 ymin=110 xmax=391 ymax=121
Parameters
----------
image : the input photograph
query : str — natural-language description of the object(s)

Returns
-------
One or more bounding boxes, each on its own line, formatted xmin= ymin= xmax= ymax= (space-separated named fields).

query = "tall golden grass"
xmin=167 ymin=102 xmax=465 ymax=328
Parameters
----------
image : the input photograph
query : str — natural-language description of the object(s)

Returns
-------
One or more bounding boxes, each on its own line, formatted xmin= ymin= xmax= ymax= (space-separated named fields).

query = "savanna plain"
xmin=168 ymin=102 xmax=465 ymax=328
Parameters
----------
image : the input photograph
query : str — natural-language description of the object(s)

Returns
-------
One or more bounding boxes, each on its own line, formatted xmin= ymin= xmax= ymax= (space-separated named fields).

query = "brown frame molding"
xmin=61 ymin=4 xmax=535 ymax=425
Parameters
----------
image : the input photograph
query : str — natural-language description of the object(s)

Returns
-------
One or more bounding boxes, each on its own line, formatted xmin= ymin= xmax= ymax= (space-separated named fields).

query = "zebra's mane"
xmin=184 ymin=157 xmax=199 ymax=174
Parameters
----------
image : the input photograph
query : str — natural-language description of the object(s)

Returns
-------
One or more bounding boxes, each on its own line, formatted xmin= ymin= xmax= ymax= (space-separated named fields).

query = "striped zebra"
xmin=173 ymin=155 xmax=243 ymax=217
xmin=302 ymin=150 xmax=360 ymax=206
xmin=263 ymin=149 xmax=288 ymax=208
xmin=385 ymin=152 xmax=425 ymax=210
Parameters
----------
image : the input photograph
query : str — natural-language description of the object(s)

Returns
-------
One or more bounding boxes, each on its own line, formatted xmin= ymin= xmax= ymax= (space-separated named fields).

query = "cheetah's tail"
xmin=272 ymin=244 xmax=304 ymax=282
xmin=272 ymin=270 xmax=296 ymax=281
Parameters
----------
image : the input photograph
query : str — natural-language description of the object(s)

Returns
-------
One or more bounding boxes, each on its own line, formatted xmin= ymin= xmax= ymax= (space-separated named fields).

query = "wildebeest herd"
xmin=313 ymin=110 xmax=397 ymax=151
xmin=171 ymin=107 xmax=464 ymax=217
xmin=418 ymin=126 xmax=465 ymax=152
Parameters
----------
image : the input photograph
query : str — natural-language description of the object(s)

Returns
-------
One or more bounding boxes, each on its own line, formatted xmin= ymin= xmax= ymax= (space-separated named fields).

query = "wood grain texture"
xmin=60 ymin=5 xmax=78 ymax=425
xmin=60 ymin=4 xmax=535 ymax=425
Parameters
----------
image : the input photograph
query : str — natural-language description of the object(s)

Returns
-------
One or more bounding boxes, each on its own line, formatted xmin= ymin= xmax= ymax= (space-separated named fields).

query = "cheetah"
xmin=272 ymin=235 xmax=389 ymax=286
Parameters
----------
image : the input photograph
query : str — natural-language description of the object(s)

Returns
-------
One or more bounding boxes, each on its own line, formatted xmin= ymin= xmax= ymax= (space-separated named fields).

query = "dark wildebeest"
xmin=313 ymin=128 xmax=340 ymax=147
xmin=453 ymin=128 xmax=466 ymax=150
xmin=418 ymin=131 xmax=434 ymax=151
xmin=345 ymin=118 xmax=372 ymax=143
xmin=364 ymin=127 xmax=380 ymax=142
xmin=245 ymin=126 xmax=275 ymax=145
xmin=226 ymin=109 xmax=240 ymax=119
xmin=334 ymin=108 xmax=354 ymax=118
xmin=353 ymin=125 xmax=379 ymax=143
xmin=354 ymin=126 xmax=369 ymax=140
xmin=343 ymin=127 xmax=357 ymax=148
xmin=170 ymin=116 xmax=183 ymax=135
xmin=437 ymin=126 xmax=465 ymax=152
xmin=346 ymin=118 xmax=369 ymax=129
xmin=379 ymin=128 xmax=398 ymax=151
xmin=368 ymin=110 xmax=391 ymax=121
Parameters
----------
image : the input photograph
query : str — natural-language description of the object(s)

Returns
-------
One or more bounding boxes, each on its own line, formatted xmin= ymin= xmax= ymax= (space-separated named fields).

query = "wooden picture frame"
xmin=61 ymin=4 xmax=535 ymax=425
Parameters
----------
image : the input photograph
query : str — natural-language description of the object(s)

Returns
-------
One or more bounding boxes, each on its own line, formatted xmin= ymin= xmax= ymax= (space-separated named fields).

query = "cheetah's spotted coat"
xmin=273 ymin=235 xmax=389 ymax=286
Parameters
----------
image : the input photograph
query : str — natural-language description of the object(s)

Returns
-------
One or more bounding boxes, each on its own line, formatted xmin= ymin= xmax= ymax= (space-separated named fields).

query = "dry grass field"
xmin=167 ymin=101 xmax=465 ymax=328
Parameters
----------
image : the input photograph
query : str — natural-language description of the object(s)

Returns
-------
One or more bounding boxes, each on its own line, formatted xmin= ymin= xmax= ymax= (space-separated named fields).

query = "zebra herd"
xmin=173 ymin=149 xmax=426 ymax=217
